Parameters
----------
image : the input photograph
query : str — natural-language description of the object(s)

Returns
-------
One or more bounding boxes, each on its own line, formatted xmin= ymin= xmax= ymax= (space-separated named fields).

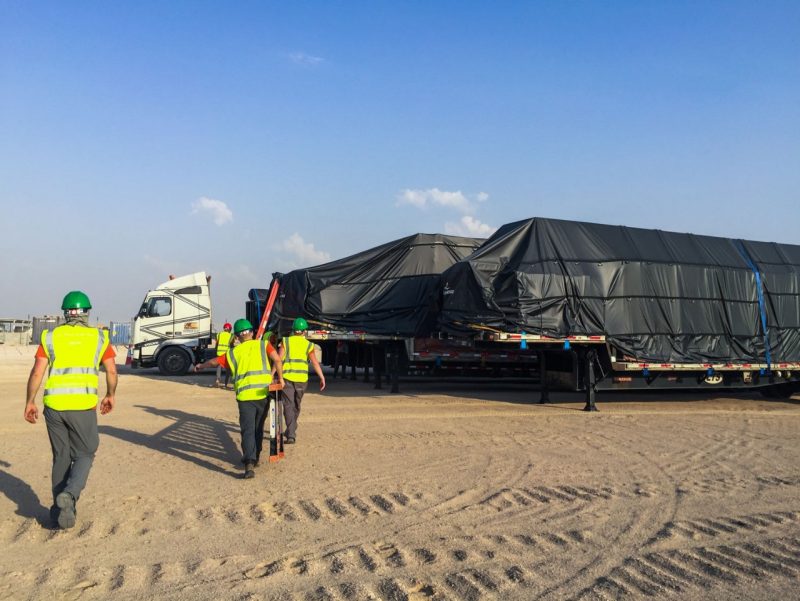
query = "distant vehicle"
xmin=129 ymin=272 xmax=212 ymax=375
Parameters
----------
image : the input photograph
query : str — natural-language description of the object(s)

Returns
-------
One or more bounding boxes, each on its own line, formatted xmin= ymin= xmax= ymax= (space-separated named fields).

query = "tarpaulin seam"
xmin=734 ymin=240 xmax=772 ymax=369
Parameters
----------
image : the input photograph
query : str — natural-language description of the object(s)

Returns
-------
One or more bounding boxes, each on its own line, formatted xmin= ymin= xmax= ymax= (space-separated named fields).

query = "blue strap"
xmin=253 ymin=289 xmax=262 ymax=330
xmin=735 ymin=240 xmax=771 ymax=369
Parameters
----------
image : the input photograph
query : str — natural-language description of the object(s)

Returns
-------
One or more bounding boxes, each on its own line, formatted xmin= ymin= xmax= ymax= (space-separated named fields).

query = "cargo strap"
xmin=735 ymin=240 xmax=771 ymax=370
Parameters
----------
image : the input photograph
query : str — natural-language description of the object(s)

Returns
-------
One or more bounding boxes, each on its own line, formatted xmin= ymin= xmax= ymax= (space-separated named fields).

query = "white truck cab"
xmin=130 ymin=272 xmax=212 ymax=375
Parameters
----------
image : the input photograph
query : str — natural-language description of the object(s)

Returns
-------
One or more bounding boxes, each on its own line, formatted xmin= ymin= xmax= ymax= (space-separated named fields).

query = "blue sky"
xmin=1 ymin=1 xmax=798 ymax=326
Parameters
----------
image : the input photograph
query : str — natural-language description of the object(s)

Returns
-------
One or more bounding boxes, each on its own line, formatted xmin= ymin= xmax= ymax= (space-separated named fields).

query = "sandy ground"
xmin=1 ymin=346 xmax=800 ymax=601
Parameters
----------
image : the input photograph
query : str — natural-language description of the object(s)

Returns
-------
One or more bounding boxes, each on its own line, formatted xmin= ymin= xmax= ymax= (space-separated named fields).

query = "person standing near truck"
xmin=23 ymin=291 xmax=117 ymax=529
xmin=195 ymin=319 xmax=284 ymax=479
xmin=279 ymin=317 xmax=326 ymax=444
xmin=333 ymin=339 xmax=349 ymax=378
xmin=215 ymin=322 xmax=233 ymax=389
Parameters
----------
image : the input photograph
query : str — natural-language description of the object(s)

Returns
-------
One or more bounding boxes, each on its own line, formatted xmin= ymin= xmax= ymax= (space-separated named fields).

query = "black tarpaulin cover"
xmin=269 ymin=233 xmax=484 ymax=336
xmin=439 ymin=217 xmax=800 ymax=363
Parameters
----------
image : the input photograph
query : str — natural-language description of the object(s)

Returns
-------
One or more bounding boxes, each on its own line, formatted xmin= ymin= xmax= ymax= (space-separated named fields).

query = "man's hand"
xmin=319 ymin=376 xmax=326 ymax=392
xmin=100 ymin=395 xmax=115 ymax=415
xmin=24 ymin=401 xmax=38 ymax=424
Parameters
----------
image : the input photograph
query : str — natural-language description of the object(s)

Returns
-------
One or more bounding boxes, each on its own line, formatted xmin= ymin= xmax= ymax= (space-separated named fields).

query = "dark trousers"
xmin=43 ymin=407 xmax=99 ymax=505
xmin=215 ymin=363 xmax=230 ymax=385
xmin=237 ymin=399 xmax=268 ymax=464
xmin=281 ymin=380 xmax=307 ymax=439
xmin=333 ymin=352 xmax=349 ymax=377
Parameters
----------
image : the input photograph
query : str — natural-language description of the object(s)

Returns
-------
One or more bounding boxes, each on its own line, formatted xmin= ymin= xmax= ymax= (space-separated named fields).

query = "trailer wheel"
xmin=158 ymin=347 xmax=191 ymax=376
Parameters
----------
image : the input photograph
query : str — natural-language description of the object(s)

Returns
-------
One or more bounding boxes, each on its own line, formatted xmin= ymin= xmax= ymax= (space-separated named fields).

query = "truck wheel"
xmin=158 ymin=347 xmax=191 ymax=376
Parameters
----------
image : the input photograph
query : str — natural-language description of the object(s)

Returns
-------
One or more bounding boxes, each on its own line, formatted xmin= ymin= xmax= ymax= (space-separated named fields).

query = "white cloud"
xmin=228 ymin=264 xmax=259 ymax=283
xmin=279 ymin=233 xmax=331 ymax=267
xmin=396 ymin=189 xmax=429 ymax=209
xmin=289 ymin=52 xmax=323 ymax=66
xmin=395 ymin=188 xmax=483 ymax=213
xmin=444 ymin=216 xmax=497 ymax=238
xmin=191 ymin=197 xmax=233 ymax=226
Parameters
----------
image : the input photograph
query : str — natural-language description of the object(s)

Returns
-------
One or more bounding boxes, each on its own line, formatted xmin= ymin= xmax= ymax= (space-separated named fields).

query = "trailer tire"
xmin=158 ymin=347 xmax=192 ymax=376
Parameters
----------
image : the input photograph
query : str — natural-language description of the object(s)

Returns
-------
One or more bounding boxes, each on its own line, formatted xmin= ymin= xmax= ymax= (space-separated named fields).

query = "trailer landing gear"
xmin=538 ymin=352 xmax=549 ymax=404
xmin=583 ymin=350 xmax=598 ymax=412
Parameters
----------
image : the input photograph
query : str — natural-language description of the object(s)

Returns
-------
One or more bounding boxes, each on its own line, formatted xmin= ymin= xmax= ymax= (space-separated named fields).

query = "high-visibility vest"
xmin=41 ymin=325 xmax=110 ymax=411
xmin=227 ymin=339 xmax=272 ymax=402
xmin=282 ymin=335 xmax=313 ymax=383
xmin=216 ymin=330 xmax=232 ymax=356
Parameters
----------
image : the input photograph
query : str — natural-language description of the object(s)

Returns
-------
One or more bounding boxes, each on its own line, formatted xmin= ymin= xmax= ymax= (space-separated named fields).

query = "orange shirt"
xmin=215 ymin=342 xmax=275 ymax=370
xmin=36 ymin=343 xmax=116 ymax=361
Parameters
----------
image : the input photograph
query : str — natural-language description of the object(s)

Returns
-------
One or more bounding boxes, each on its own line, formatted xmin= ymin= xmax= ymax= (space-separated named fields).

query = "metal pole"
xmin=583 ymin=349 xmax=598 ymax=412
xmin=538 ymin=351 xmax=549 ymax=404
xmin=390 ymin=342 xmax=400 ymax=394
xmin=373 ymin=345 xmax=383 ymax=390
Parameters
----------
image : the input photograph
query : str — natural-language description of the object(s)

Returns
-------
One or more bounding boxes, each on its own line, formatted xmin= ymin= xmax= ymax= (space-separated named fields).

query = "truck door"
xmin=141 ymin=295 xmax=175 ymax=337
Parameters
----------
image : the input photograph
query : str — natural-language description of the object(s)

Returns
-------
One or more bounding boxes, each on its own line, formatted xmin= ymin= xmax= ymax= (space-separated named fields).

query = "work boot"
xmin=284 ymin=436 xmax=296 ymax=445
xmin=243 ymin=463 xmax=255 ymax=479
xmin=56 ymin=492 xmax=77 ymax=529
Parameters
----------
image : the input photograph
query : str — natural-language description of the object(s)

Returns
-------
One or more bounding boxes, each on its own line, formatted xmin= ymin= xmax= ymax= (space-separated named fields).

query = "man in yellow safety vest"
xmin=24 ymin=291 xmax=118 ymax=529
xmin=195 ymin=319 xmax=284 ymax=479
xmin=215 ymin=322 xmax=233 ymax=389
xmin=279 ymin=317 xmax=326 ymax=445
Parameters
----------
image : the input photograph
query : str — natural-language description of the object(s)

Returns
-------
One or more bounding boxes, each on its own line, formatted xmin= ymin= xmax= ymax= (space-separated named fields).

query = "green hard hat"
xmin=233 ymin=318 xmax=253 ymax=334
xmin=61 ymin=290 xmax=92 ymax=311
xmin=292 ymin=317 xmax=309 ymax=331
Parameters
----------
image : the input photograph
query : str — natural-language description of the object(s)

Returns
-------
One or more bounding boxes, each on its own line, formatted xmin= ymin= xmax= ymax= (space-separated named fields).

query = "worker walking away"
xmin=280 ymin=318 xmax=326 ymax=445
xmin=194 ymin=319 xmax=284 ymax=479
xmin=24 ymin=291 xmax=117 ymax=529
xmin=215 ymin=322 xmax=233 ymax=389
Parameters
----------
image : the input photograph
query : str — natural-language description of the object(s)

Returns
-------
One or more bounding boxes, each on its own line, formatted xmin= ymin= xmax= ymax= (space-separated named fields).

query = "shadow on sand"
xmin=99 ymin=405 xmax=243 ymax=478
xmin=0 ymin=460 xmax=50 ymax=526
xmin=118 ymin=365 xmax=800 ymax=408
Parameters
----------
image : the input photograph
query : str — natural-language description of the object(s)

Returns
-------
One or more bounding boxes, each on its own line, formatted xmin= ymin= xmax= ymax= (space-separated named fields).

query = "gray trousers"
xmin=281 ymin=380 xmax=307 ymax=439
xmin=43 ymin=407 xmax=99 ymax=505
xmin=237 ymin=399 xmax=268 ymax=464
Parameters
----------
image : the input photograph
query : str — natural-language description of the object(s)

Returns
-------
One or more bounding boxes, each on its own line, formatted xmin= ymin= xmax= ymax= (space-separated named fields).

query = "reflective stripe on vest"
xmin=216 ymin=331 xmax=232 ymax=356
xmin=42 ymin=325 xmax=109 ymax=411
xmin=227 ymin=339 xmax=272 ymax=401
xmin=282 ymin=335 xmax=313 ymax=383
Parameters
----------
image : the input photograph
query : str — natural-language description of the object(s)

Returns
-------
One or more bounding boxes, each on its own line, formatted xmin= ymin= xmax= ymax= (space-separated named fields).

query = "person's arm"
xmin=309 ymin=349 xmax=326 ymax=391
xmin=24 ymin=357 xmax=49 ymax=423
xmin=194 ymin=356 xmax=221 ymax=371
xmin=268 ymin=348 xmax=284 ymax=387
xmin=100 ymin=357 xmax=117 ymax=415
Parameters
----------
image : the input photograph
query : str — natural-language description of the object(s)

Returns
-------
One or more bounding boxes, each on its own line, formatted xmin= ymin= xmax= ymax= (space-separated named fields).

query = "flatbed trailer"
xmin=248 ymin=278 xmax=799 ymax=408
xmin=478 ymin=328 xmax=800 ymax=410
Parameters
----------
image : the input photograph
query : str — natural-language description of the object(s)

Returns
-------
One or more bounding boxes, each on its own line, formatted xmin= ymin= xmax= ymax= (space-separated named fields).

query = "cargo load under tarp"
xmin=439 ymin=217 xmax=800 ymax=364
xmin=263 ymin=233 xmax=483 ymax=336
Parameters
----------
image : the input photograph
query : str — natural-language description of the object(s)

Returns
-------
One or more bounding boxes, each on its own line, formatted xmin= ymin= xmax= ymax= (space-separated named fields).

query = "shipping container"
xmin=31 ymin=316 xmax=64 ymax=343
xmin=109 ymin=321 xmax=132 ymax=345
